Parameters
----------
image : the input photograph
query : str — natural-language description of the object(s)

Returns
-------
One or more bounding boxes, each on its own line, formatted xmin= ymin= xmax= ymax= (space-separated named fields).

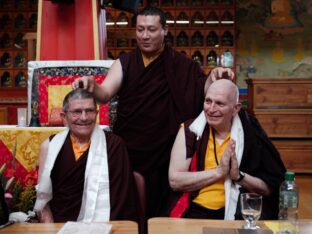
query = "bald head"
xmin=204 ymin=79 xmax=241 ymax=133
xmin=206 ymin=79 xmax=239 ymax=105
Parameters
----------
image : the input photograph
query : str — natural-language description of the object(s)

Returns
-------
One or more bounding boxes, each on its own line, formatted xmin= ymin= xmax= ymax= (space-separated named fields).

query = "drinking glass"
xmin=240 ymin=193 xmax=262 ymax=229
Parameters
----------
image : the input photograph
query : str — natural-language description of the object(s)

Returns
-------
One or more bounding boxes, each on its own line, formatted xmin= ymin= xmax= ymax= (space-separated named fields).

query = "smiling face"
xmin=62 ymin=98 xmax=97 ymax=143
xmin=204 ymin=79 xmax=241 ymax=133
xmin=136 ymin=15 xmax=168 ymax=56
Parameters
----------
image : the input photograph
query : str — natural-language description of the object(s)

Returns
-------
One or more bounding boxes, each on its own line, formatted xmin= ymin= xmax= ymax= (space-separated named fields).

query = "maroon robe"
xmin=115 ymin=46 xmax=207 ymax=217
xmin=166 ymin=110 xmax=286 ymax=219
xmin=48 ymin=130 xmax=139 ymax=222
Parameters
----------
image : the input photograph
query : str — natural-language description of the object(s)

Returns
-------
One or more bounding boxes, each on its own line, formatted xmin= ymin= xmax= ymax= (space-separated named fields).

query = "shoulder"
xmin=104 ymin=130 xmax=124 ymax=146
xmin=103 ymin=130 xmax=131 ymax=167
xmin=165 ymin=46 xmax=204 ymax=79
xmin=183 ymin=118 xmax=196 ymax=136
xmin=118 ymin=49 xmax=137 ymax=65
xmin=182 ymin=119 xmax=198 ymax=159
xmin=238 ymin=109 xmax=269 ymax=139
xmin=104 ymin=130 xmax=128 ymax=159
xmin=167 ymin=46 xmax=195 ymax=64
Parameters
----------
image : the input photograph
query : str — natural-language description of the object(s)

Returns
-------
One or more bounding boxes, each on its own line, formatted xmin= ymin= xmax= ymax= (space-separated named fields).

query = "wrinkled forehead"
xmin=206 ymin=80 xmax=236 ymax=101
xmin=68 ymin=97 xmax=96 ymax=108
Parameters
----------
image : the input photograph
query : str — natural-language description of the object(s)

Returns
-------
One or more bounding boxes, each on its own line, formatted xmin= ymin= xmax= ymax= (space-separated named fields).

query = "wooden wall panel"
xmin=272 ymin=140 xmax=312 ymax=173
xmin=255 ymin=109 xmax=312 ymax=138
xmin=247 ymin=78 xmax=312 ymax=173
xmin=0 ymin=107 xmax=8 ymax=125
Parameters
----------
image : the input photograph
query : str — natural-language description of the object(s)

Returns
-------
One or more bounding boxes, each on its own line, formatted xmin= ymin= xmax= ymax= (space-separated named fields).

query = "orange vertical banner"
xmin=37 ymin=0 xmax=102 ymax=60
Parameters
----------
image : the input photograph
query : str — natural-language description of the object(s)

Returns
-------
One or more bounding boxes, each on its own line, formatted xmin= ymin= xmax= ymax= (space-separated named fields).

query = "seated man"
xmin=34 ymin=89 xmax=139 ymax=223
xmin=167 ymin=79 xmax=286 ymax=220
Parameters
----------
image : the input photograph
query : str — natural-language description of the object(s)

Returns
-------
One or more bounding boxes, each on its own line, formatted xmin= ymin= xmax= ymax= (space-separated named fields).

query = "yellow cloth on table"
xmin=264 ymin=221 xmax=297 ymax=233
xmin=264 ymin=221 xmax=280 ymax=233
xmin=0 ymin=127 xmax=64 ymax=171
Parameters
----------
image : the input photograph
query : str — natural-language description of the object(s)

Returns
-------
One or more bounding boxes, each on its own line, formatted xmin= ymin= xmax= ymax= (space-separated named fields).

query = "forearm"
xmin=169 ymin=168 xmax=223 ymax=192
xmin=93 ymin=83 xmax=110 ymax=104
xmin=238 ymin=173 xmax=271 ymax=196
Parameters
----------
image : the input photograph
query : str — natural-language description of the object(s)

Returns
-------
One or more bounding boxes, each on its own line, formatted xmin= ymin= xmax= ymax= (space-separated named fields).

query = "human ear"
xmin=163 ymin=25 xmax=169 ymax=36
xmin=233 ymin=102 xmax=242 ymax=115
xmin=60 ymin=112 xmax=68 ymax=125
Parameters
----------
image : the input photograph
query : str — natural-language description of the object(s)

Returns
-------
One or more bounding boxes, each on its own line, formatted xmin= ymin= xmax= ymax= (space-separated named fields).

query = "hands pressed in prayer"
xmin=218 ymin=139 xmax=239 ymax=180
xmin=228 ymin=139 xmax=240 ymax=181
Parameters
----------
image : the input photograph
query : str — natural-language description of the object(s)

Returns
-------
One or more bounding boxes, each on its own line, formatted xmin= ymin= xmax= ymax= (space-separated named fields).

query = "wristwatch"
xmin=235 ymin=171 xmax=245 ymax=183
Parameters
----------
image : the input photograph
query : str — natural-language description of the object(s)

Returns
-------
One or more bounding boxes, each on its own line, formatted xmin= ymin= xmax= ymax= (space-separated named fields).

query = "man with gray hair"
xmin=34 ymin=89 xmax=138 ymax=223
xmin=167 ymin=79 xmax=285 ymax=220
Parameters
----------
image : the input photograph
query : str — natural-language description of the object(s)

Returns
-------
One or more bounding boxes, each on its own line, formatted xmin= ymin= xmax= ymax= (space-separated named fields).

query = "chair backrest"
xmin=133 ymin=171 xmax=146 ymax=217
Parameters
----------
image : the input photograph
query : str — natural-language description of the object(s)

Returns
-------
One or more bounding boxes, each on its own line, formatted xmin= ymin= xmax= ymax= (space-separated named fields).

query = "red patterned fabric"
xmin=49 ymin=108 xmax=63 ymax=126
xmin=0 ymin=140 xmax=37 ymax=187
xmin=170 ymin=153 xmax=197 ymax=217
xmin=38 ymin=74 xmax=108 ymax=125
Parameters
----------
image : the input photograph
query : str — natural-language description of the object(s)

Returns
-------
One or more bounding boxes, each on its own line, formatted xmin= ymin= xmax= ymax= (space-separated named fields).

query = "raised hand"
xmin=209 ymin=67 xmax=235 ymax=82
xmin=204 ymin=67 xmax=235 ymax=94
xmin=217 ymin=139 xmax=234 ymax=178
xmin=229 ymin=139 xmax=240 ymax=181
xmin=72 ymin=76 xmax=96 ymax=93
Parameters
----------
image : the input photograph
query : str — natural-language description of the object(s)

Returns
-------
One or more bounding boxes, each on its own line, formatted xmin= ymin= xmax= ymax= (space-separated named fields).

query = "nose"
xmin=142 ymin=30 xmax=149 ymax=39
xmin=80 ymin=110 xmax=88 ymax=120
xmin=208 ymin=102 xmax=217 ymax=113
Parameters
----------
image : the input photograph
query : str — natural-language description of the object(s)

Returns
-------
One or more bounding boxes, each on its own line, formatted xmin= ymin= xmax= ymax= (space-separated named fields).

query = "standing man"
xmin=72 ymin=6 xmax=234 ymax=217
xmin=35 ymin=89 xmax=138 ymax=223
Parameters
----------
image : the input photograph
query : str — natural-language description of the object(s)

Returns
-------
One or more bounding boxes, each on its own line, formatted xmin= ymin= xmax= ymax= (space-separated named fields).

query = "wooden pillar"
xmin=36 ymin=0 xmax=105 ymax=60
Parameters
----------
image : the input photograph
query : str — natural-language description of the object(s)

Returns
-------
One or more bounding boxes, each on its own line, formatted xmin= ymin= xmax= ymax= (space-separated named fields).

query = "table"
xmin=148 ymin=218 xmax=312 ymax=234
xmin=0 ymin=221 xmax=138 ymax=234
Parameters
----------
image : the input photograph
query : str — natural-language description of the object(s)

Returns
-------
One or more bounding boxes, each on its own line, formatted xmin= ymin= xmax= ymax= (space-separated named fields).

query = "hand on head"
xmin=72 ymin=76 xmax=96 ymax=93
xmin=210 ymin=67 xmax=235 ymax=82
xmin=205 ymin=67 xmax=235 ymax=94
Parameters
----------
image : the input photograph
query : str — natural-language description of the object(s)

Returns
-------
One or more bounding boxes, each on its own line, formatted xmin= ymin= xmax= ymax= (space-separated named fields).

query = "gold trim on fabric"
xmin=0 ymin=128 xmax=64 ymax=171
xmin=36 ymin=0 xmax=43 ymax=60
xmin=92 ymin=0 xmax=100 ymax=59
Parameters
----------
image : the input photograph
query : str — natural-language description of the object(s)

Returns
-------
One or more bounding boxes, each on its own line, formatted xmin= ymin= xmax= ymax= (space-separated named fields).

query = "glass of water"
xmin=240 ymin=193 xmax=262 ymax=229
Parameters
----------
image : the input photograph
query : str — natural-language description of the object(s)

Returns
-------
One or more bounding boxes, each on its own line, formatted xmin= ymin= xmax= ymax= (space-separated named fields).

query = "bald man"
xmin=166 ymin=79 xmax=285 ymax=220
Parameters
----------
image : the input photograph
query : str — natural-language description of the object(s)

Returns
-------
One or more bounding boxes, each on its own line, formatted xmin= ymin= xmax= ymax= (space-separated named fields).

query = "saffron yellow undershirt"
xmin=193 ymin=127 xmax=230 ymax=210
xmin=70 ymin=135 xmax=91 ymax=161
xmin=141 ymin=47 xmax=164 ymax=67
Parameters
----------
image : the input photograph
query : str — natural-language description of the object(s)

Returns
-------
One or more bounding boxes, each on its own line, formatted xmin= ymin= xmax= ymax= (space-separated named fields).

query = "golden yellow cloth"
xmin=0 ymin=127 xmax=64 ymax=171
xmin=193 ymin=127 xmax=230 ymax=210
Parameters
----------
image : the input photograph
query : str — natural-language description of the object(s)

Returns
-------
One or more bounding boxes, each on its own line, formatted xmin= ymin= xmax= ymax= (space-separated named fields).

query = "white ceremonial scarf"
xmin=189 ymin=111 xmax=244 ymax=220
xmin=34 ymin=125 xmax=110 ymax=222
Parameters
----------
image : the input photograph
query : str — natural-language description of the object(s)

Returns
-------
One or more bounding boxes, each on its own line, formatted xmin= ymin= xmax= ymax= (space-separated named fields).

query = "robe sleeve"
xmin=238 ymin=110 xmax=286 ymax=219
xmin=105 ymin=131 xmax=139 ymax=222
xmin=184 ymin=119 xmax=197 ymax=159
